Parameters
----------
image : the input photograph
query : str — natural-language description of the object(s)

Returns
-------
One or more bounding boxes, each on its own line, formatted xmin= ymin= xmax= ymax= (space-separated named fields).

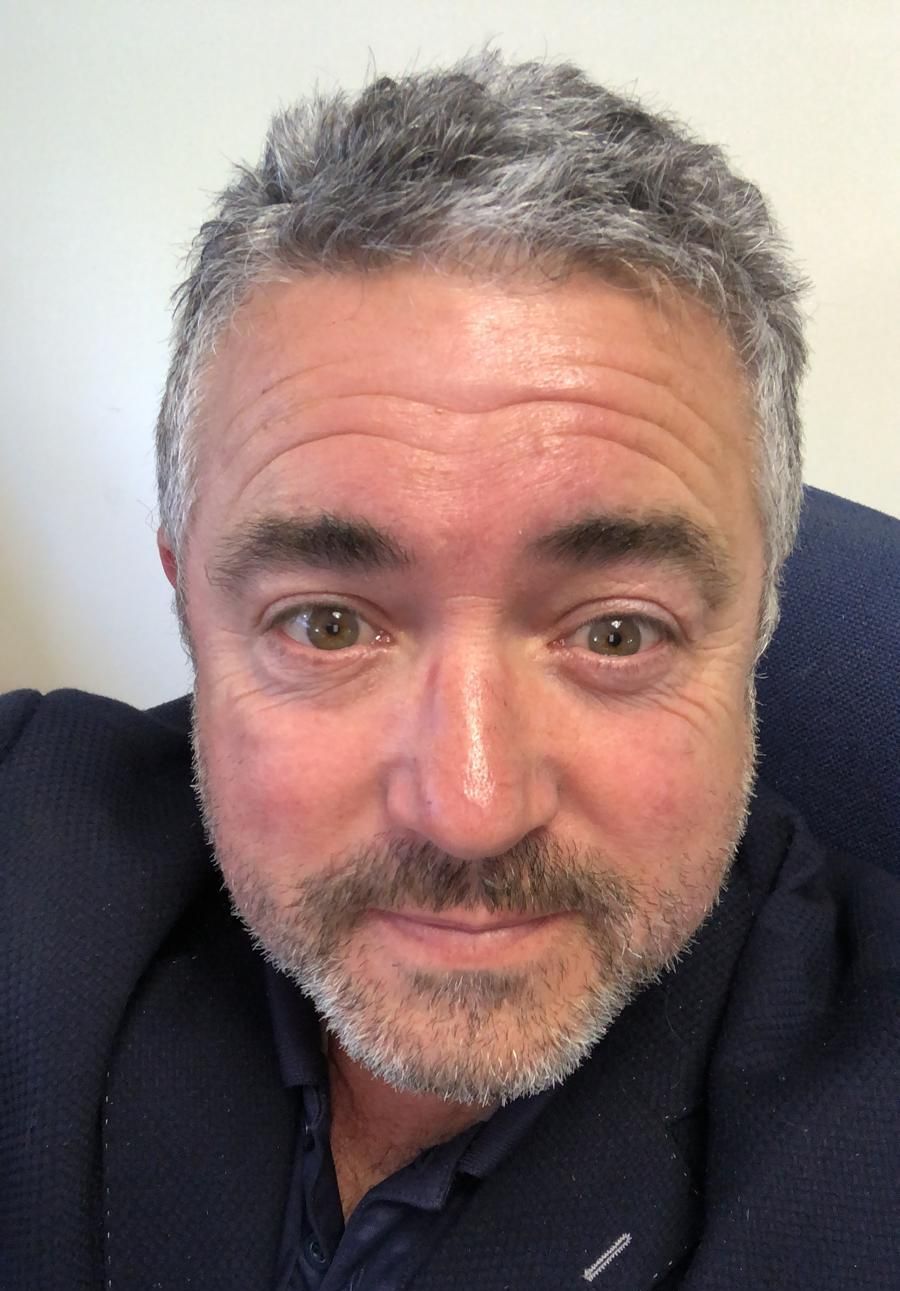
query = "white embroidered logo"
xmin=582 ymin=1232 xmax=632 ymax=1282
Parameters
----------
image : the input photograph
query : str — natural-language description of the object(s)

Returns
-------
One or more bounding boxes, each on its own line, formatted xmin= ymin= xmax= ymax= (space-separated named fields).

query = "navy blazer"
xmin=1 ymin=688 xmax=898 ymax=1289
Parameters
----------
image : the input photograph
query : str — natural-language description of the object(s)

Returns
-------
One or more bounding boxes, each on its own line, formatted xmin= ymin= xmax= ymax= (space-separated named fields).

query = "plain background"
xmin=2 ymin=0 xmax=898 ymax=707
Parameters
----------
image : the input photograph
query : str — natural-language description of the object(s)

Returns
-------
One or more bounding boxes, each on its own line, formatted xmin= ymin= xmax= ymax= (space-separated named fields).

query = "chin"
xmin=269 ymin=925 xmax=669 ymax=1106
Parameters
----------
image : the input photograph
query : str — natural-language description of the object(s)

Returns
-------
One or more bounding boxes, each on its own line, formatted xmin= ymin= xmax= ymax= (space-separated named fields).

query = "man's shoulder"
xmin=745 ymin=779 xmax=899 ymax=971
xmin=0 ymin=686 xmax=192 ymax=775
xmin=730 ymin=782 xmax=899 ymax=1075
xmin=0 ymin=687 xmax=205 ymax=945
xmin=0 ymin=686 xmax=195 ymax=847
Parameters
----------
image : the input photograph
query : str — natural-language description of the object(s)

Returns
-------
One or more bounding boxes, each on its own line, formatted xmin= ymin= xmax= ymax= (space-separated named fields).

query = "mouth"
xmin=367 ymin=907 xmax=569 ymax=967
xmin=384 ymin=910 xmax=553 ymax=932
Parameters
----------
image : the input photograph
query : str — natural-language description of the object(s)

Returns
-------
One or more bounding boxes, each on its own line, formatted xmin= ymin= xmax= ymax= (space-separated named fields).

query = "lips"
xmin=367 ymin=907 xmax=565 ymax=962
xmin=378 ymin=910 xmax=554 ymax=933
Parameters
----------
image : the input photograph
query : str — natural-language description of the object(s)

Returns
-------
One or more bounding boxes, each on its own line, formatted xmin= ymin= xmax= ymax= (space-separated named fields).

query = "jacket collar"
xmin=102 ymin=883 xmax=298 ymax=1289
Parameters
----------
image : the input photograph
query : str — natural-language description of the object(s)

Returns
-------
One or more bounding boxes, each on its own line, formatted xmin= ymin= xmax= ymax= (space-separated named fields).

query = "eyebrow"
xmin=208 ymin=512 xmax=413 ymax=598
xmin=527 ymin=511 xmax=736 ymax=608
xmin=208 ymin=508 xmax=737 ymax=610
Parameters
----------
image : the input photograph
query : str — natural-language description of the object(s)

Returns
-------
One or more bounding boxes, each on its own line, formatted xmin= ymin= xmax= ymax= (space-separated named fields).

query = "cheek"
xmin=574 ymin=699 xmax=751 ymax=857
xmin=197 ymin=691 xmax=370 ymax=866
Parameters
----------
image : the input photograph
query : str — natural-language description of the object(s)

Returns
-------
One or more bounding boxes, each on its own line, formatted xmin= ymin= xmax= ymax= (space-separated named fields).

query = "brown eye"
xmin=283 ymin=605 xmax=362 ymax=651
xmin=586 ymin=615 xmax=657 ymax=657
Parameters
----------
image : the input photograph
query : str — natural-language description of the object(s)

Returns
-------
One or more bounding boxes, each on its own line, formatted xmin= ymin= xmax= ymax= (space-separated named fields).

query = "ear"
xmin=157 ymin=528 xmax=179 ymax=589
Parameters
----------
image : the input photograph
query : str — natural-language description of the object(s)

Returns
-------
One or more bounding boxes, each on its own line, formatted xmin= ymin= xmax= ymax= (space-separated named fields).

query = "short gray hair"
xmin=156 ymin=50 xmax=808 ymax=647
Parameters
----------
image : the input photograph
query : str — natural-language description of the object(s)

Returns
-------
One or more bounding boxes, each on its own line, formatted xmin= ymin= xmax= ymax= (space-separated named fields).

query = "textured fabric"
xmin=0 ymin=689 xmax=295 ymax=1289
xmin=756 ymin=486 xmax=900 ymax=876
xmin=266 ymin=966 xmax=554 ymax=1291
xmin=1 ymin=687 xmax=898 ymax=1289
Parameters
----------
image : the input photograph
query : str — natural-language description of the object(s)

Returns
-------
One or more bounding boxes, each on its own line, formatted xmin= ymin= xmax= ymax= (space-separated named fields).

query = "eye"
xmin=570 ymin=613 xmax=667 ymax=658
xmin=277 ymin=603 xmax=380 ymax=652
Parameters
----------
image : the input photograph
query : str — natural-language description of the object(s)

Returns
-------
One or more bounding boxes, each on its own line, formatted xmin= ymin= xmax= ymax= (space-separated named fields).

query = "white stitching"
xmin=103 ymin=1076 xmax=112 ymax=1290
xmin=583 ymin=1232 xmax=632 ymax=1282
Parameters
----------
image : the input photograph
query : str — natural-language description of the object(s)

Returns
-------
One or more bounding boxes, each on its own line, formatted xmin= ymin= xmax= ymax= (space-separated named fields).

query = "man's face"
xmin=179 ymin=267 xmax=764 ymax=1104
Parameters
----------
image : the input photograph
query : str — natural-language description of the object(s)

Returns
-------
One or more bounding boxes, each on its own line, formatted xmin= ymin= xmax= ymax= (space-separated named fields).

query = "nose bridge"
xmin=387 ymin=631 xmax=558 ymax=859
xmin=446 ymin=648 xmax=502 ymax=814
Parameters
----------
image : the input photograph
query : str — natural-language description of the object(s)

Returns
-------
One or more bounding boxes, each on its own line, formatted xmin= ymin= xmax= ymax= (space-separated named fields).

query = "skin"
xmin=159 ymin=266 xmax=764 ymax=1214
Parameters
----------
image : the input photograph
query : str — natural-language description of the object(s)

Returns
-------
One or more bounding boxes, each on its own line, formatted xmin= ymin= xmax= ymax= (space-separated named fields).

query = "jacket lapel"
xmin=414 ymin=996 xmax=705 ymax=1291
xmin=101 ymin=886 xmax=298 ymax=1289
xmin=418 ymin=1066 xmax=702 ymax=1291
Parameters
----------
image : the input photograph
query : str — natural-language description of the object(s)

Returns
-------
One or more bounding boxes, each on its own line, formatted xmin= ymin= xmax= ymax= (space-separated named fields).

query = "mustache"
xmin=281 ymin=834 xmax=642 ymax=930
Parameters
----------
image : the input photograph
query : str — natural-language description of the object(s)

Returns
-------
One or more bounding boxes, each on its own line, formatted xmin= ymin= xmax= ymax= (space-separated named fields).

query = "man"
xmin=1 ymin=51 xmax=897 ymax=1290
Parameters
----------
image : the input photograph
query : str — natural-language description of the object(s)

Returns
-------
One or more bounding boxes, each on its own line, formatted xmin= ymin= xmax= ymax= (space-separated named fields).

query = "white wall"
xmin=1 ymin=0 xmax=897 ymax=706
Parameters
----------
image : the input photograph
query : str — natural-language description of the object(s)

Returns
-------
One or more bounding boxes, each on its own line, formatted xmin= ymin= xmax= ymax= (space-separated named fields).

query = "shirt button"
xmin=305 ymin=1236 xmax=328 ymax=1267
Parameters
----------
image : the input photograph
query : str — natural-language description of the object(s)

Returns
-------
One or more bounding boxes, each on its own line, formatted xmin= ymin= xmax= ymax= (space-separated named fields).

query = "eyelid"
xmin=561 ymin=598 xmax=679 ymax=638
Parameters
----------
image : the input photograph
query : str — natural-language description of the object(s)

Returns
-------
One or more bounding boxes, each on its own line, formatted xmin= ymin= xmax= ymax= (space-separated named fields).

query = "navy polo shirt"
xmin=266 ymin=966 xmax=556 ymax=1291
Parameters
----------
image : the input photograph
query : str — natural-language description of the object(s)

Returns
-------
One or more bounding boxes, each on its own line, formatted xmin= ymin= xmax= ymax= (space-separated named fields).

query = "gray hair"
xmin=156 ymin=50 xmax=808 ymax=648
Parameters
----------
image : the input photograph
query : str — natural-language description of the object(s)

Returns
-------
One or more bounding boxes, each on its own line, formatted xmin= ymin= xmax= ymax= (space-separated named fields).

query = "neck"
xmin=326 ymin=1040 xmax=493 ymax=1216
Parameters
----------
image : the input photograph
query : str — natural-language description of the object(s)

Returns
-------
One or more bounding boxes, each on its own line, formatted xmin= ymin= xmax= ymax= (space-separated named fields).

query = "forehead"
xmin=191 ymin=266 xmax=759 ymax=574
xmin=201 ymin=266 xmax=749 ymax=434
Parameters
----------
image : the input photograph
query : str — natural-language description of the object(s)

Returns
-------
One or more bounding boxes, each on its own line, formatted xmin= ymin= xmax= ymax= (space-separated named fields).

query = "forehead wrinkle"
xmin=210 ymin=350 xmax=734 ymax=436
xmin=205 ymin=287 xmax=744 ymax=429
xmin=210 ymin=360 xmax=343 ymax=434
xmin=199 ymin=267 xmax=752 ymax=490
xmin=565 ymin=363 xmax=744 ymax=458
xmin=208 ymin=388 xmax=731 ymax=496
xmin=556 ymin=414 xmax=726 ymax=500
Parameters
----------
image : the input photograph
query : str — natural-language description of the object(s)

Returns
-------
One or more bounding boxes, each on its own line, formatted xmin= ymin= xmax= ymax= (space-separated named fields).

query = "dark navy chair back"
xmin=756 ymin=486 xmax=900 ymax=877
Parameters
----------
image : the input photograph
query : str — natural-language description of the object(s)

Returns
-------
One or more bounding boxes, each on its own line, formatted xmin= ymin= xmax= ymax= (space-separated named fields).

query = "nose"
xmin=384 ymin=644 xmax=559 ymax=860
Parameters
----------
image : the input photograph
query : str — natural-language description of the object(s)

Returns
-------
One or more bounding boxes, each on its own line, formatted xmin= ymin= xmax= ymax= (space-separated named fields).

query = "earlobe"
xmin=157 ymin=528 xmax=179 ymax=589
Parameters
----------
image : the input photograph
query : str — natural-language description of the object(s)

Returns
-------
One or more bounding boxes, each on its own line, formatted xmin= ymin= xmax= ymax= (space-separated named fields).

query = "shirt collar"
xmin=264 ymin=963 xmax=327 ymax=1088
